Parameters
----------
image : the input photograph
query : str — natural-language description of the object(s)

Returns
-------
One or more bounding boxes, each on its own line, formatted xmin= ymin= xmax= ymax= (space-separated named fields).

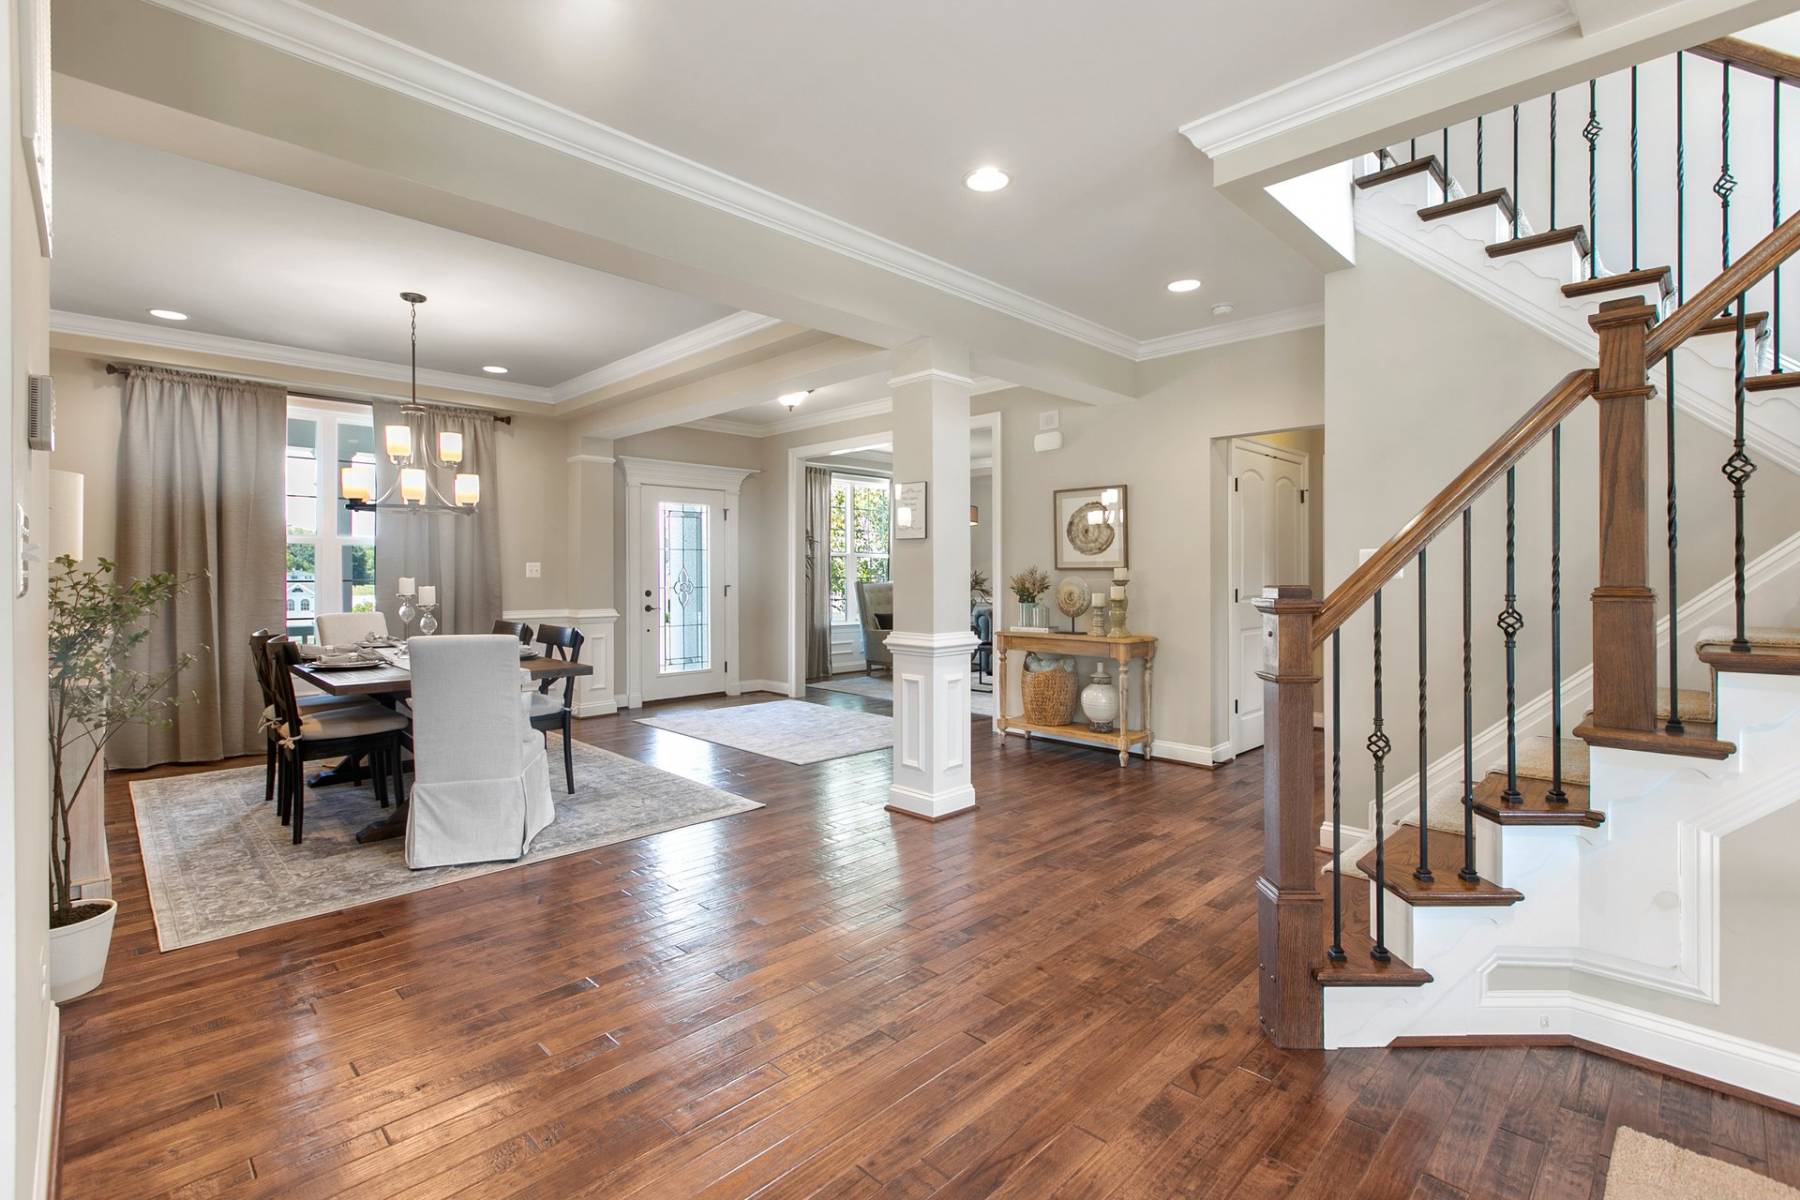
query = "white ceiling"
xmin=292 ymin=0 xmax=1488 ymax=341
xmin=51 ymin=127 xmax=739 ymax=391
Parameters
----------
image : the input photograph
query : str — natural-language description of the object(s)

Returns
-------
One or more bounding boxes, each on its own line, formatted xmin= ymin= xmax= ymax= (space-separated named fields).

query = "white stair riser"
xmin=1356 ymin=168 xmax=1445 ymax=212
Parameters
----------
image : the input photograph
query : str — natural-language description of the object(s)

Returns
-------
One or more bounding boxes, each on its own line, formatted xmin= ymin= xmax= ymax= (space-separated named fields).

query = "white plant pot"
xmin=49 ymin=898 xmax=116 ymax=1003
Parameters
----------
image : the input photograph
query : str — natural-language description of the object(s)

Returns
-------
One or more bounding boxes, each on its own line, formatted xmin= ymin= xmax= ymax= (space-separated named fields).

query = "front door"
xmin=639 ymin=485 xmax=727 ymax=701
xmin=1229 ymin=442 xmax=1309 ymax=754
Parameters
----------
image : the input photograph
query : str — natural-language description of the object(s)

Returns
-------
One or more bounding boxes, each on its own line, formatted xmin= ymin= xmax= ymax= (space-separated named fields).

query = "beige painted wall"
xmin=970 ymin=471 xmax=993 ymax=587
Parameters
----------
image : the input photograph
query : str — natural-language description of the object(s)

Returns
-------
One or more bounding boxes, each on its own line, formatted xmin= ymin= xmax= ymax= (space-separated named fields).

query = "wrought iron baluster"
xmin=1443 ymin=126 xmax=1450 ymax=183
xmin=1370 ymin=589 xmax=1391 ymax=961
xmin=1415 ymin=549 xmax=1431 ymax=882
xmin=1583 ymin=80 xmax=1602 ymax=280
xmin=1548 ymin=425 xmax=1568 ymax=804
xmin=1776 ymin=78 xmax=1784 ymax=372
xmin=1499 ymin=467 xmax=1524 ymax=805
xmin=1719 ymin=62 xmax=1736 ymax=275
xmin=1666 ymin=353 xmax=1684 ymax=733
xmin=1631 ymin=65 xmax=1641 ymax=271
xmin=1329 ymin=630 xmax=1345 ymax=963
xmin=1410 ymin=136 xmax=1418 ymax=162
xmin=1725 ymin=293 xmax=1755 ymax=651
xmin=1460 ymin=507 xmax=1478 ymax=882
xmin=1677 ymin=53 xmax=1687 ymax=303
xmin=1512 ymin=104 xmax=1522 ymax=238
xmin=1477 ymin=115 xmax=1485 ymax=193
xmin=1549 ymin=90 xmax=1559 ymax=230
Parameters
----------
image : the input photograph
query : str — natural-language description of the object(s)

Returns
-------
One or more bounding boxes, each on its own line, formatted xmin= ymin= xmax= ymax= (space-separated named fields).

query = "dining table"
xmin=291 ymin=649 xmax=594 ymax=842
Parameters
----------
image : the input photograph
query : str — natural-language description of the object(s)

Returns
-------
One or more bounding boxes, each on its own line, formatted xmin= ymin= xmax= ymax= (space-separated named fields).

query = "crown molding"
xmin=141 ymin=0 xmax=1146 ymax=360
xmin=544 ymin=311 xmax=780 ymax=403
xmin=886 ymin=368 xmax=978 ymax=390
xmin=1178 ymin=0 xmax=1577 ymax=160
xmin=1134 ymin=303 xmax=1325 ymax=360
xmin=688 ymin=397 xmax=896 ymax=439
xmin=50 ymin=309 xmax=550 ymax=401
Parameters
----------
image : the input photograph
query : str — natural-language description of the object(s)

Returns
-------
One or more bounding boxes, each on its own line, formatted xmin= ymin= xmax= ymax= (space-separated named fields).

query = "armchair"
xmin=855 ymin=580 xmax=894 ymax=673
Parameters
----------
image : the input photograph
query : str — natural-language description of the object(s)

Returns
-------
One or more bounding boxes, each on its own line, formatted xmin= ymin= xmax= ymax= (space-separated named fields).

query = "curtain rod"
xmin=103 ymin=362 xmax=513 ymax=424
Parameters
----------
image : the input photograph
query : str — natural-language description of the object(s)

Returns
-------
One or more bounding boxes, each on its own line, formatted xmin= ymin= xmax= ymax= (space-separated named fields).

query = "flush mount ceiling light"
xmin=148 ymin=308 xmax=188 ymax=321
xmin=481 ymin=365 xmax=509 ymax=375
xmin=779 ymin=390 xmax=812 ymax=414
xmin=1211 ymin=302 xmax=1236 ymax=317
xmin=1165 ymin=278 xmax=1202 ymax=294
xmin=963 ymin=165 xmax=1010 ymax=193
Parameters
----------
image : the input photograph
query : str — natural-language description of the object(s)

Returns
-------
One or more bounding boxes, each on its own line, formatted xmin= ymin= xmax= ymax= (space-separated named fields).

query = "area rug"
xmin=130 ymin=736 xmax=761 ymax=951
xmin=811 ymin=673 xmax=996 ymax=718
xmin=1606 ymin=1127 xmax=1799 ymax=1199
xmin=636 ymin=699 xmax=894 ymax=764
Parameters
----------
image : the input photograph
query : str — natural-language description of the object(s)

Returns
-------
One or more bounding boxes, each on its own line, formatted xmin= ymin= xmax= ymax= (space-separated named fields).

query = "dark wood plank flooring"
xmin=54 ymin=686 xmax=1800 ymax=1198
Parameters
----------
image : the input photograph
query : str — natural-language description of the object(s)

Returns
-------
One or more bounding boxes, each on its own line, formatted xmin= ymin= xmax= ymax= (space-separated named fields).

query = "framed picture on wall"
xmin=1053 ymin=485 xmax=1128 ymax=571
xmin=894 ymin=481 xmax=927 ymax=539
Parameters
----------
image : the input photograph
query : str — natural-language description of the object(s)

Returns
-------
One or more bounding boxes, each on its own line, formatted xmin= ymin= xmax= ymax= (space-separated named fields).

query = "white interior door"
xmin=1229 ymin=442 xmax=1309 ymax=753
xmin=639 ymin=484 xmax=727 ymax=701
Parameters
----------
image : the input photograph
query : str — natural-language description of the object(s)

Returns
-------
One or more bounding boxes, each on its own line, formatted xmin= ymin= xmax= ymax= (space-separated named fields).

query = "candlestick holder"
xmin=396 ymin=591 xmax=417 ymax=631
xmin=1106 ymin=591 xmax=1130 ymax=637
xmin=417 ymin=603 xmax=439 ymax=636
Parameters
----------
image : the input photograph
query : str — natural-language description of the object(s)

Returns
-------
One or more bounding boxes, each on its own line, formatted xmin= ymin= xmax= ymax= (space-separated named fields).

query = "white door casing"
xmin=621 ymin=457 xmax=754 ymax=707
xmin=1228 ymin=440 xmax=1309 ymax=754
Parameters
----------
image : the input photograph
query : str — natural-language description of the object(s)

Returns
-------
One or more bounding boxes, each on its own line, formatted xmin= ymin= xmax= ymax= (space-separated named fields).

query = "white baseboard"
xmin=739 ymin=678 xmax=790 ymax=695
xmin=573 ymin=696 xmax=618 ymax=718
xmin=34 ymin=1003 xmax=58 ymax=1200
xmin=1000 ymin=727 xmax=1230 ymax=767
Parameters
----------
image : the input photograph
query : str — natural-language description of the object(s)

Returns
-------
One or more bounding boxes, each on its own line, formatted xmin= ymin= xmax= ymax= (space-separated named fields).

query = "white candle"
xmin=1113 ymin=567 xmax=1130 ymax=583
xmin=1109 ymin=585 xmax=1125 ymax=600
xmin=1092 ymin=591 xmax=1106 ymax=606
xmin=400 ymin=467 xmax=427 ymax=504
xmin=384 ymin=423 xmax=412 ymax=461
xmin=453 ymin=473 xmax=480 ymax=507
xmin=418 ymin=585 xmax=436 ymax=606
xmin=398 ymin=577 xmax=415 ymax=595
xmin=438 ymin=430 xmax=464 ymax=465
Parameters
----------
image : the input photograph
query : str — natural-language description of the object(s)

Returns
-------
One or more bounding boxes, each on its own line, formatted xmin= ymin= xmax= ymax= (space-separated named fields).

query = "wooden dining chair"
xmin=265 ymin=637 xmax=410 ymax=844
xmin=249 ymin=628 xmax=363 ymax=806
xmin=527 ymin=624 xmax=585 ymax=793
xmin=492 ymin=620 xmax=533 ymax=644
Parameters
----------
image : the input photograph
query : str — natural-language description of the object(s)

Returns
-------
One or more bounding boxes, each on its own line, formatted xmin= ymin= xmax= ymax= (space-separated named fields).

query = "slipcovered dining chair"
xmin=404 ymin=635 xmax=554 ymax=869
xmin=493 ymin=619 xmax=534 ymax=644
xmin=526 ymin=624 xmax=585 ymax=793
xmin=316 ymin=610 xmax=391 ymax=647
xmin=856 ymin=581 xmax=893 ymax=673
xmin=265 ymin=637 xmax=409 ymax=844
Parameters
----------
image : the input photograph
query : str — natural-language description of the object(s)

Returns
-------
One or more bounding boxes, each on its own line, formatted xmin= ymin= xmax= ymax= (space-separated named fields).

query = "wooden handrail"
xmin=1693 ymin=36 xmax=1800 ymax=87
xmin=1648 ymin=210 xmax=1800 ymax=364
xmin=1312 ymin=369 xmax=1596 ymax=648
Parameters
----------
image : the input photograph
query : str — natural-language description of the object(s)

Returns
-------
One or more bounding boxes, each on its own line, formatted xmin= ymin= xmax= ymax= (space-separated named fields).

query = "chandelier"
xmin=339 ymin=292 xmax=481 ymax=515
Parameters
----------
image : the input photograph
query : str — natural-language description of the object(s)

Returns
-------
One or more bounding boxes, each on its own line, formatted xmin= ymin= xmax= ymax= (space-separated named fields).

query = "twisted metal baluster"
xmin=1460 ymin=507 xmax=1478 ymax=882
xmin=1512 ymin=104 xmax=1522 ymax=239
xmin=1677 ymin=53 xmax=1687 ymax=304
xmin=1329 ymin=630 xmax=1345 ymax=963
xmin=1499 ymin=467 xmax=1524 ymax=805
xmin=1443 ymin=126 xmax=1450 ymax=184
xmin=1719 ymin=63 xmax=1736 ymax=276
xmin=1666 ymin=352 xmax=1684 ymax=734
xmin=1477 ymin=115 xmax=1485 ymax=193
xmin=1584 ymin=80 xmax=1602 ymax=279
xmin=1631 ymin=65 xmax=1641 ymax=271
xmin=1776 ymin=78 xmax=1784 ymax=373
xmin=1726 ymin=293 xmax=1755 ymax=652
xmin=1371 ymin=589 xmax=1391 ymax=962
xmin=1549 ymin=89 xmax=1559 ymax=230
xmin=1415 ymin=549 xmax=1432 ymax=882
xmin=1548 ymin=425 xmax=1568 ymax=804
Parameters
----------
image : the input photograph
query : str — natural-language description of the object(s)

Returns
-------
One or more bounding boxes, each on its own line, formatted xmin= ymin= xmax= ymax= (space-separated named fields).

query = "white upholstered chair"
xmin=316 ymin=610 xmax=391 ymax=646
xmin=403 ymin=635 xmax=554 ymax=869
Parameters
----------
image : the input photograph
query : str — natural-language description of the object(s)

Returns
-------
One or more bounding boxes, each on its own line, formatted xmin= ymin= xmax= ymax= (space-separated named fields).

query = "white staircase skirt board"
xmin=1325 ymin=673 xmax=1800 ymax=1107
xmin=1353 ymin=166 xmax=1800 ymax=477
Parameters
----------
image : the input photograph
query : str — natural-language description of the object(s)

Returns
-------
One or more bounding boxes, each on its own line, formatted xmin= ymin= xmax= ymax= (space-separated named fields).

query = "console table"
xmin=994 ymin=630 xmax=1157 ymax=765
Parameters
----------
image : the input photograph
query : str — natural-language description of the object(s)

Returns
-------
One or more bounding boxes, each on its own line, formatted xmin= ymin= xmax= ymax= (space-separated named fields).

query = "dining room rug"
xmin=810 ymin=673 xmax=996 ymax=718
xmin=130 ymin=737 xmax=761 ymax=951
xmin=635 ymin=699 xmax=894 ymax=764
xmin=1605 ymin=1127 xmax=1799 ymax=1199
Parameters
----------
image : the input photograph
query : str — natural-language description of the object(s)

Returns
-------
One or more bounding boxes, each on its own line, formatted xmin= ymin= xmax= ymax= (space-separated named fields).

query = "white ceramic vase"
xmin=1080 ymin=663 xmax=1119 ymax=731
xmin=49 ymin=897 xmax=117 ymax=1003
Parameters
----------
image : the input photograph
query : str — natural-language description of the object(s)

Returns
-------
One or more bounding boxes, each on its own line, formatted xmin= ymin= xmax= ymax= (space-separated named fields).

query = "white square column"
xmin=886 ymin=341 xmax=978 ymax=821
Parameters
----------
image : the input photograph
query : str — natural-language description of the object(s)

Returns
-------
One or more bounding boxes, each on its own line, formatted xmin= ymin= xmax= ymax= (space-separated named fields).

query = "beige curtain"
xmin=372 ymin=401 xmax=502 ymax=636
xmin=804 ymin=466 xmax=833 ymax=680
xmin=113 ymin=367 xmax=286 ymax=768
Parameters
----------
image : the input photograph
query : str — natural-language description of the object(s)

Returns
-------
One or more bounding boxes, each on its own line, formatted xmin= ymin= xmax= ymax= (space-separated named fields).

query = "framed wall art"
xmin=894 ymin=481 xmax=927 ymax=539
xmin=1053 ymin=484 xmax=1127 ymax=571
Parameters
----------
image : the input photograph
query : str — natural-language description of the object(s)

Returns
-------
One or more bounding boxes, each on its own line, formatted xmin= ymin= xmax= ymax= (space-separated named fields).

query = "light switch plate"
xmin=525 ymin=562 xmax=541 ymax=579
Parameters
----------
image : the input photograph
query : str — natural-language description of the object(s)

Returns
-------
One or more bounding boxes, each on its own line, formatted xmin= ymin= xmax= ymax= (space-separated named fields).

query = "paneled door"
xmin=639 ymin=485 xmax=727 ymax=701
xmin=1228 ymin=441 xmax=1309 ymax=754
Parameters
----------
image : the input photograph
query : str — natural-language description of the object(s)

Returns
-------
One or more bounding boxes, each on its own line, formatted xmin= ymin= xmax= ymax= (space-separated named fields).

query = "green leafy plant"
xmin=1009 ymin=565 xmax=1052 ymax=605
xmin=970 ymin=568 xmax=992 ymax=605
xmin=47 ymin=556 xmax=205 ymax=926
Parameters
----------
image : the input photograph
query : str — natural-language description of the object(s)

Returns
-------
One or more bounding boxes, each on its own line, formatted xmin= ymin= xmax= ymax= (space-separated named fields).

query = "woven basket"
xmin=1021 ymin=665 xmax=1077 ymax=726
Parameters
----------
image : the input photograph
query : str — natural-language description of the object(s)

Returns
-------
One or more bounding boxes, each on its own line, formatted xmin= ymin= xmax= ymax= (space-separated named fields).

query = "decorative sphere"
xmin=1055 ymin=577 xmax=1093 ymax=620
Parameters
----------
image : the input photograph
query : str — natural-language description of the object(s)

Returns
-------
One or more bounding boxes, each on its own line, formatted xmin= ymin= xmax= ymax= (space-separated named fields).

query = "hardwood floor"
xmin=56 ymin=687 xmax=1800 ymax=1198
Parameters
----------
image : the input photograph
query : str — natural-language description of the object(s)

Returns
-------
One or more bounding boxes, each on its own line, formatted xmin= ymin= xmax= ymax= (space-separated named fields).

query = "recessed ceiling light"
xmin=1166 ymin=278 xmax=1202 ymax=294
xmin=964 ymin=166 xmax=1010 ymax=193
xmin=1211 ymin=302 xmax=1236 ymax=317
xmin=481 ymin=365 xmax=509 ymax=375
xmin=148 ymin=308 xmax=188 ymax=321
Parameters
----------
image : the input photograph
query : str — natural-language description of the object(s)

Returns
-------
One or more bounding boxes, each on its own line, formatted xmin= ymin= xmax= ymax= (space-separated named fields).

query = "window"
xmin=285 ymin=399 xmax=378 ymax=641
xmin=829 ymin=474 xmax=891 ymax=622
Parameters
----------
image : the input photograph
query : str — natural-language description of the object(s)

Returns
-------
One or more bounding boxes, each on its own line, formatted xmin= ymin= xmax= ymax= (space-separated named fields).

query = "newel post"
xmin=1252 ymin=584 xmax=1323 ymax=1048
xmin=1587 ymin=298 xmax=1660 ymax=732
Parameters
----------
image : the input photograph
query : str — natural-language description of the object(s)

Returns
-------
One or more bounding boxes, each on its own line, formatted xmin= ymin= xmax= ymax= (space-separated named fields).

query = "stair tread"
xmin=1355 ymin=827 xmax=1524 ymax=907
xmin=1746 ymin=372 xmax=1798 ymax=392
xmin=1695 ymin=626 xmax=1800 ymax=676
xmin=1694 ymin=311 xmax=1770 ymax=337
xmin=1573 ymin=717 xmax=1735 ymax=759
xmin=1561 ymin=266 xmax=1674 ymax=299
xmin=1356 ymin=155 xmax=1447 ymax=191
xmin=1488 ymin=225 xmax=1591 ymax=259
xmin=1657 ymin=686 xmax=1716 ymax=723
xmin=1417 ymin=188 xmax=1516 ymax=223
xmin=1472 ymin=773 xmax=1603 ymax=827
xmin=1314 ymin=851 xmax=1432 ymax=987
xmin=1503 ymin=735 xmax=1590 ymax=786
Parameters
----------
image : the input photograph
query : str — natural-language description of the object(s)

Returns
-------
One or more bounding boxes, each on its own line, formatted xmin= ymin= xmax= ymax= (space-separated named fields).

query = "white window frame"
xmin=286 ymin=397 xmax=377 ymax=637
xmin=829 ymin=472 xmax=893 ymax=625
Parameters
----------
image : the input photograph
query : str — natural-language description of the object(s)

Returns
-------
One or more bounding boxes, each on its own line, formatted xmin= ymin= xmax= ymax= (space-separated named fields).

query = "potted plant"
xmin=48 ymin=555 xmax=201 ymax=1002
xmin=1009 ymin=565 xmax=1052 ymax=629
xmin=970 ymin=568 xmax=992 ymax=607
